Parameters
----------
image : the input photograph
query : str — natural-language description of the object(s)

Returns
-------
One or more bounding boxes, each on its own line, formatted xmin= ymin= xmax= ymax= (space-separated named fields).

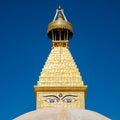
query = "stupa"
xmin=14 ymin=6 xmax=110 ymax=120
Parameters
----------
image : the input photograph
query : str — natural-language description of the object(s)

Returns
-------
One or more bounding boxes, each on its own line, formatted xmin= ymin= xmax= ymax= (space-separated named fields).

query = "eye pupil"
xmin=67 ymin=99 xmax=72 ymax=103
xmin=49 ymin=99 xmax=55 ymax=103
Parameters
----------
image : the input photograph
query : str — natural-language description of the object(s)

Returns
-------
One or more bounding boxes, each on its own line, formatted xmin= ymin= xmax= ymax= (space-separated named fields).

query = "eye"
xmin=63 ymin=98 xmax=77 ymax=103
xmin=45 ymin=98 xmax=58 ymax=103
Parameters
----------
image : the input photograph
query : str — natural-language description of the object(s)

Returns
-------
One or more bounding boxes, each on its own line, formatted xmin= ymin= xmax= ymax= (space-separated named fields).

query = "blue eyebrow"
xmin=43 ymin=95 xmax=60 ymax=100
xmin=61 ymin=95 xmax=78 ymax=100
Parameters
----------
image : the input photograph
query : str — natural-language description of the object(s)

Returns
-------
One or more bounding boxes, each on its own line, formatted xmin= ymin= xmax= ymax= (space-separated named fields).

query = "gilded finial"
xmin=58 ymin=13 xmax=62 ymax=19
xmin=58 ymin=6 xmax=62 ymax=10
xmin=47 ymin=6 xmax=73 ymax=44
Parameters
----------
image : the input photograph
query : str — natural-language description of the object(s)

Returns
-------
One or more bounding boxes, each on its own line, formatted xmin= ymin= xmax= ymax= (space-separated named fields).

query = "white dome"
xmin=14 ymin=107 xmax=110 ymax=120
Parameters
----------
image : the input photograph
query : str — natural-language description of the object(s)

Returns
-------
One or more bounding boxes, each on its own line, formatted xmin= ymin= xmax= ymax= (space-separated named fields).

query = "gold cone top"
xmin=37 ymin=7 xmax=85 ymax=87
xmin=47 ymin=6 xmax=73 ymax=40
xmin=38 ymin=47 xmax=84 ymax=87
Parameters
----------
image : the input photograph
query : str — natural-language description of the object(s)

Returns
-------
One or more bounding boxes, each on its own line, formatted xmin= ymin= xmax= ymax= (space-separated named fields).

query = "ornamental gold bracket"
xmin=53 ymin=6 xmax=67 ymax=22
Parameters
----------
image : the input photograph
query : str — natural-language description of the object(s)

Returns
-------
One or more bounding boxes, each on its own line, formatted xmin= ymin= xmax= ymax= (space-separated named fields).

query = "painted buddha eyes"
xmin=43 ymin=95 xmax=77 ymax=103
xmin=62 ymin=98 xmax=77 ymax=103
xmin=45 ymin=98 xmax=58 ymax=103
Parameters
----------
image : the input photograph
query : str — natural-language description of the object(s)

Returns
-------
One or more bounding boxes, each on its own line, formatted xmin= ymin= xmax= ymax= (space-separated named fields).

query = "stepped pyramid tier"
xmin=34 ymin=6 xmax=87 ymax=109
xmin=38 ymin=47 xmax=84 ymax=86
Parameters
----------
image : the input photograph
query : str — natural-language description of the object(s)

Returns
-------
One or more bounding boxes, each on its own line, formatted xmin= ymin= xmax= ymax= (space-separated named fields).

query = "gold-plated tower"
xmin=34 ymin=6 xmax=87 ymax=109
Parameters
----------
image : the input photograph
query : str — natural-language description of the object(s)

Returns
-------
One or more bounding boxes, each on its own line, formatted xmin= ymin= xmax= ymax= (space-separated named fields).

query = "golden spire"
xmin=47 ymin=6 xmax=73 ymax=48
xmin=34 ymin=6 xmax=87 ymax=109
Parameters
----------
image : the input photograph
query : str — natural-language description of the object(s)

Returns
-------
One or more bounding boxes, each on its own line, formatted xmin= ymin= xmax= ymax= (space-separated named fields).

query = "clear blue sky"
xmin=0 ymin=0 xmax=120 ymax=119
